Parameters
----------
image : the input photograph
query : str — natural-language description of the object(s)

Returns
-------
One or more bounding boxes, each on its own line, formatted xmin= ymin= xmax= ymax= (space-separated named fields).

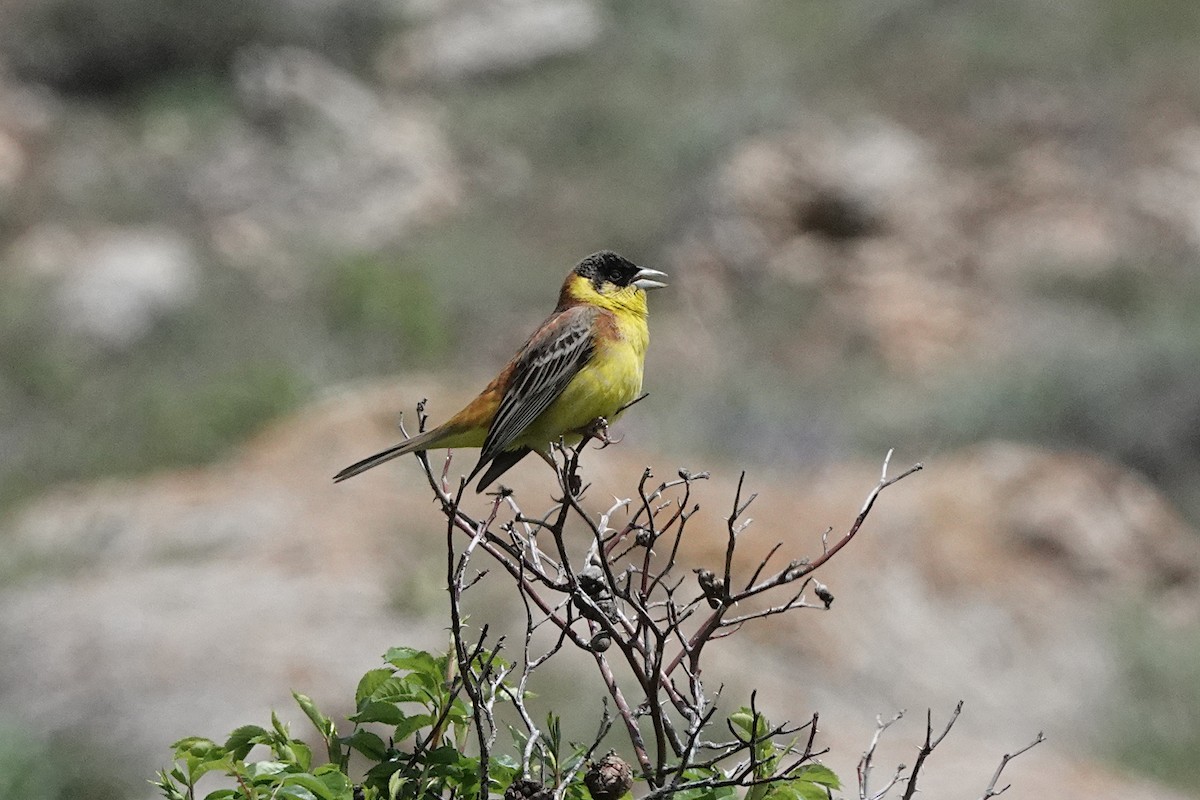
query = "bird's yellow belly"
xmin=518 ymin=337 xmax=645 ymax=453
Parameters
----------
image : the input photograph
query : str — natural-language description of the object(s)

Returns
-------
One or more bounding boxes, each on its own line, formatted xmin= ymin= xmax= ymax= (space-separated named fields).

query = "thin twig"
xmin=979 ymin=732 xmax=1046 ymax=799
xmin=901 ymin=701 xmax=962 ymax=800
xmin=858 ymin=710 xmax=904 ymax=800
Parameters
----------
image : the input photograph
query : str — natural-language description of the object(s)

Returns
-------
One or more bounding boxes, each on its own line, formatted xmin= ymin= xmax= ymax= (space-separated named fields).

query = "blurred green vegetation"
xmin=859 ymin=274 xmax=1200 ymax=520
xmin=324 ymin=255 xmax=452 ymax=370
xmin=0 ymin=723 xmax=132 ymax=800
xmin=0 ymin=269 xmax=310 ymax=506
xmin=0 ymin=727 xmax=63 ymax=800
xmin=1107 ymin=606 xmax=1200 ymax=788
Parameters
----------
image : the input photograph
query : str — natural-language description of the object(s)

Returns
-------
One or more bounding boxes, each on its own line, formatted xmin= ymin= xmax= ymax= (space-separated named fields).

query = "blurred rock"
xmin=0 ymin=65 xmax=60 ymax=136
xmin=672 ymin=113 xmax=1170 ymax=374
xmin=0 ymin=130 xmax=24 ymax=205
xmin=379 ymin=0 xmax=604 ymax=83
xmin=671 ymin=116 xmax=982 ymax=375
xmin=1133 ymin=126 xmax=1200 ymax=250
xmin=0 ymin=45 xmax=460 ymax=336
xmin=0 ymin=0 xmax=399 ymax=93
xmin=192 ymin=47 xmax=460 ymax=287
xmin=8 ymin=225 xmax=200 ymax=347
xmin=1 ymin=385 xmax=1196 ymax=798
xmin=0 ymin=65 xmax=61 ymax=215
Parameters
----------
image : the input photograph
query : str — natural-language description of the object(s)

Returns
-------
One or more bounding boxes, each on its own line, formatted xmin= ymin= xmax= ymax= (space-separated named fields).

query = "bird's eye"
xmin=606 ymin=268 xmax=622 ymax=283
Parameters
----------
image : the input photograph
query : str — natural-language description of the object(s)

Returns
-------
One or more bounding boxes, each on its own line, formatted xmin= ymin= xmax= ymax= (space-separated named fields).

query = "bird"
xmin=333 ymin=250 xmax=667 ymax=492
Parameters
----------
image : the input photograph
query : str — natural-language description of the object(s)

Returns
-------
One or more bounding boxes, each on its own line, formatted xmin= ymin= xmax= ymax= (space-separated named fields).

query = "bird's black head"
xmin=574 ymin=251 xmax=642 ymax=290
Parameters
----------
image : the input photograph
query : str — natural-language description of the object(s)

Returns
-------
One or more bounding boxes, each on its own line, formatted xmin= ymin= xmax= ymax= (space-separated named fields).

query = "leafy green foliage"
xmin=156 ymin=647 xmax=494 ymax=800
xmin=0 ymin=725 xmax=72 ymax=800
xmin=860 ymin=311 xmax=1200 ymax=523
xmin=0 ymin=268 xmax=310 ymax=513
xmin=728 ymin=709 xmax=840 ymax=800
xmin=324 ymin=257 xmax=451 ymax=366
xmin=1106 ymin=606 xmax=1200 ymax=788
xmin=157 ymin=649 xmax=839 ymax=800
xmin=0 ymin=722 xmax=140 ymax=800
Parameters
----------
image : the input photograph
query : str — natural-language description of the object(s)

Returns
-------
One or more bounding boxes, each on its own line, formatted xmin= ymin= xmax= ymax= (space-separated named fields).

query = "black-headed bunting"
xmin=333 ymin=251 xmax=666 ymax=491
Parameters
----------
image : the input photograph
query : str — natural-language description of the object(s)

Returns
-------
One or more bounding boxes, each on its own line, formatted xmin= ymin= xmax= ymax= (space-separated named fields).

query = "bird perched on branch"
xmin=333 ymin=250 xmax=667 ymax=492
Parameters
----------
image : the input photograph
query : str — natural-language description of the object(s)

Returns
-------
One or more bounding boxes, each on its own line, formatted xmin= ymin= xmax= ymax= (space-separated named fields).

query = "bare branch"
xmin=901 ymin=701 xmax=962 ymax=800
xmin=398 ymin=435 xmax=934 ymax=795
xmin=858 ymin=710 xmax=904 ymax=800
xmin=979 ymin=732 xmax=1045 ymax=799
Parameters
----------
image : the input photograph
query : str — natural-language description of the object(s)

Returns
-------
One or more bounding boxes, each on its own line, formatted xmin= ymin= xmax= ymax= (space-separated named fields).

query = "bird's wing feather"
xmin=480 ymin=305 xmax=597 ymax=462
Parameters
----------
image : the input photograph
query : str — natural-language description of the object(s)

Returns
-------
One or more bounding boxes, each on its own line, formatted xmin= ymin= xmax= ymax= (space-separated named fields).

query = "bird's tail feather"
xmin=332 ymin=431 xmax=436 ymax=482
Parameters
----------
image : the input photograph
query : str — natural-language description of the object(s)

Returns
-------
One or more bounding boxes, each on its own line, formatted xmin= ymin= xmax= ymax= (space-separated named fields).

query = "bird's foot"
xmin=588 ymin=416 xmax=621 ymax=449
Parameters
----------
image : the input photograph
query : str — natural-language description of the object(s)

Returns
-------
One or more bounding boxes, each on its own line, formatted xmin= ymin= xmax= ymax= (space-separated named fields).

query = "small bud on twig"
xmin=589 ymin=632 xmax=613 ymax=652
xmin=693 ymin=568 xmax=726 ymax=609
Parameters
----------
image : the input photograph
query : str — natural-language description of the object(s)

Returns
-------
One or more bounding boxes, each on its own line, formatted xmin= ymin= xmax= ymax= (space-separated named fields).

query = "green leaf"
xmin=343 ymin=730 xmax=388 ymax=761
xmin=759 ymin=766 xmax=842 ymax=800
xmin=746 ymin=771 xmax=774 ymax=800
xmin=676 ymin=784 xmax=736 ymax=800
xmin=365 ymin=757 xmax=406 ymax=785
xmin=271 ymin=711 xmax=290 ymax=740
xmin=714 ymin=786 xmax=739 ymax=800
xmin=383 ymin=676 xmax=430 ymax=704
xmin=469 ymin=648 xmax=509 ymax=674
xmin=225 ymin=725 xmax=269 ymax=760
xmin=388 ymin=771 xmax=409 ymax=800
xmin=729 ymin=707 xmax=777 ymax=787
xmin=487 ymin=758 xmax=519 ymax=786
xmin=384 ymin=647 xmax=440 ymax=675
xmin=153 ymin=769 xmax=187 ymax=800
xmin=185 ymin=756 xmax=236 ymax=785
xmin=294 ymin=692 xmax=336 ymax=737
xmin=449 ymin=698 xmax=473 ymax=723
xmin=281 ymin=773 xmax=339 ymax=800
xmin=393 ymin=713 xmax=433 ymax=743
xmin=729 ymin=709 xmax=759 ymax=739
xmin=425 ymin=745 xmax=466 ymax=766
xmin=405 ymin=666 xmax=444 ymax=697
xmin=356 ymin=669 xmax=396 ymax=707
xmin=357 ymin=674 xmax=427 ymax=708
xmin=793 ymin=764 xmax=840 ymax=789
xmin=245 ymin=760 xmax=292 ymax=780
xmin=290 ymin=740 xmax=314 ymax=772
xmin=351 ymin=701 xmax=410 ymax=725
xmin=785 ymin=783 xmax=828 ymax=800
xmin=171 ymin=736 xmax=218 ymax=751
xmin=201 ymin=791 xmax=239 ymax=800
xmin=313 ymin=764 xmax=356 ymax=794
xmin=175 ymin=736 xmax=226 ymax=762
xmin=675 ymin=767 xmax=737 ymax=800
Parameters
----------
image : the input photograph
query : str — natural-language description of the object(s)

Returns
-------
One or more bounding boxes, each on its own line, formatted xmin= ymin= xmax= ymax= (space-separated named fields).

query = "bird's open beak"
xmin=633 ymin=267 xmax=668 ymax=290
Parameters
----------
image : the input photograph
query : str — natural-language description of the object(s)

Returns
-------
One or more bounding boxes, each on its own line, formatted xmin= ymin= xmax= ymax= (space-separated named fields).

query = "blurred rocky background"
xmin=1 ymin=0 xmax=1199 ymax=798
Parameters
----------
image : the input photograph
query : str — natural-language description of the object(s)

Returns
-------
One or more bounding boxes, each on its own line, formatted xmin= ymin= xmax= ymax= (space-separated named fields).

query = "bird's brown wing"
xmin=478 ymin=304 xmax=598 ymax=464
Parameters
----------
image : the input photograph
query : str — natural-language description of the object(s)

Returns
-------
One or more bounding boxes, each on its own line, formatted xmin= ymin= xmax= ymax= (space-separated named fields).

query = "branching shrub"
xmin=157 ymin=403 xmax=1041 ymax=800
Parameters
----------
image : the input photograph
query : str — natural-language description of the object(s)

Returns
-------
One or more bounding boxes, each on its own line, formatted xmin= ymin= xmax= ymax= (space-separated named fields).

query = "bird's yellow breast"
xmin=517 ymin=307 xmax=648 ymax=454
